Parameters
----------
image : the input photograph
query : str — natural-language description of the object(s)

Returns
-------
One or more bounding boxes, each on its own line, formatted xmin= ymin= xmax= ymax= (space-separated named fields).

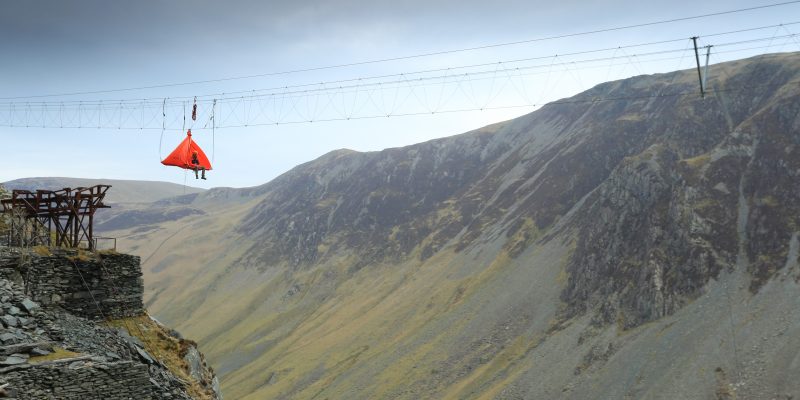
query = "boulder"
xmin=183 ymin=346 xmax=203 ymax=381
xmin=20 ymin=299 xmax=39 ymax=314
xmin=0 ymin=333 xmax=19 ymax=343
xmin=134 ymin=346 xmax=155 ymax=364
xmin=0 ymin=355 xmax=27 ymax=366
xmin=30 ymin=347 xmax=51 ymax=357
xmin=1 ymin=316 xmax=18 ymax=328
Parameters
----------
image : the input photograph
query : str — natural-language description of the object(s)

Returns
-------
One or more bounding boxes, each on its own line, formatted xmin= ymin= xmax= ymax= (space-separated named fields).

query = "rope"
xmin=20 ymin=239 xmax=32 ymax=296
xmin=656 ymin=41 xmax=692 ymax=97
xmin=702 ymin=61 xmax=744 ymax=382
xmin=212 ymin=99 xmax=216 ymax=164
xmin=96 ymin=256 xmax=146 ymax=339
xmin=158 ymin=98 xmax=166 ymax=161
xmin=199 ymin=99 xmax=217 ymax=165
xmin=70 ymin=259 xmax=108 ymax=321
xmin=781 ymin=23 xmax=800 ymax=49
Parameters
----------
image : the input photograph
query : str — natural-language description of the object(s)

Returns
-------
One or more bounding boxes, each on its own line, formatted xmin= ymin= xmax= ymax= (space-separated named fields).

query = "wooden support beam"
xmin=0 ymin=185 xmax=111 ymax=250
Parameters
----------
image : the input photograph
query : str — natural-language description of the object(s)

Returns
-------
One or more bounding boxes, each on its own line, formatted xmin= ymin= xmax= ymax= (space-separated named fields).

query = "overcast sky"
xmin=1 ymin=0 xmax=798 ymax=189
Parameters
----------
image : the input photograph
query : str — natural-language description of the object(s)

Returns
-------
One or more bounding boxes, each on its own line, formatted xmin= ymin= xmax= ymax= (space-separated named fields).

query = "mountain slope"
xmin=113 ymin=52 xmax=800 ymax=399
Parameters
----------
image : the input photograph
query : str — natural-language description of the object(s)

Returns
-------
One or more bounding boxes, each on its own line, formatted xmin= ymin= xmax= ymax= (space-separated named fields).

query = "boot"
xmin=201 ymin=169 xmax=207 ymax=180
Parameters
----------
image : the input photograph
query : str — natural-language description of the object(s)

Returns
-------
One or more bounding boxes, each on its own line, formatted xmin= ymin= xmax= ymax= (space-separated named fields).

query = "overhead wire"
xmin=3 ymin=1 xmax=800 ymax=101
xmin=0 ymin=31 xmax=794 ymax=114
xmin=1 ymin=36 xmax=684 ymax=107
xmin=1 ymin=22 xmax=798 ymax=108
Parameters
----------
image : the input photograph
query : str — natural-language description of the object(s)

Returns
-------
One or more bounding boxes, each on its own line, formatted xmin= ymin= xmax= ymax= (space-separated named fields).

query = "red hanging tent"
xmin=161 ymin=130 xmax=213 ymax=170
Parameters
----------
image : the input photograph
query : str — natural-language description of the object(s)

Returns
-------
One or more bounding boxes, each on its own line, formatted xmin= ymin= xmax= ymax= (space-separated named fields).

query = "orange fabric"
xmin=161 ymin=130 xmax=213 ymax=170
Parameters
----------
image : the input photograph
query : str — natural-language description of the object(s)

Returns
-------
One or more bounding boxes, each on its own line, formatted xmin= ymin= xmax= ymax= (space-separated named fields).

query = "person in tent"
xmin=191 ymin=150 xmax=206 ymax=180
xmin=162 ymin=129 xmax=212 ymax=179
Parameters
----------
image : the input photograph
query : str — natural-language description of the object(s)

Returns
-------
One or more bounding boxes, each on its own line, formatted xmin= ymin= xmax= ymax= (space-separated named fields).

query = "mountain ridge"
xmin=82 ymin=51 xmax=800 ymax=399
xmin=3 ymin=177 xmax=205 ymax=204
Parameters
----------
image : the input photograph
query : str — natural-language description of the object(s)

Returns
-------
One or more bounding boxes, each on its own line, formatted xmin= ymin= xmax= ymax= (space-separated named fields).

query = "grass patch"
xmin=315 ymin=196 xmax=339 ymax=209
xmin=106 ymin=314 xmax=216 ymax=400
xmin=33 ymin=246 xmax=52 ymax=257
xmin=617 ymin=113 xmax=644 ymax=122
xmin=443 ymin=334 xmax=543 ymax=400
xmin=694 ymin=198 xmax=718 ymax=210
xmin=28 ymin=347 xmax=81 ymax=363
xmin=683 ymin=153 xmax=712 ymax=168
xmin=760 ymin=195 xmax=780 ymax=207
xmin=66 ymin=249 xmax=97 ymax=262
xmin=504 ymin=217 xmax=541 ymax=258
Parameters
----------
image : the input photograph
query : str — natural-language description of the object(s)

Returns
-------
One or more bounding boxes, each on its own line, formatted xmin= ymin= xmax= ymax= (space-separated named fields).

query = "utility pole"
xmin=702 ymin=45 xmax=713 ymax=98
xmin=691 ymin=36 xmax=705 ymax=98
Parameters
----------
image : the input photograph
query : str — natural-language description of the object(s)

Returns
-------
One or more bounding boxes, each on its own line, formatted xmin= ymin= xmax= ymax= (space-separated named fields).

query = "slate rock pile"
xmin=0 ymin=248 xmax=222 ymax=399
xmin=0 ymin=278 xmax=50 ymax=368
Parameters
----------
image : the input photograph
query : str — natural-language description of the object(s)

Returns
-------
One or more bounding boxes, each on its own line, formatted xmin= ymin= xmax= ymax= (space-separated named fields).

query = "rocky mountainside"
xmin=101 ymin=52 xmax=799 ymax=399
xmin=234 ymin=51 xmax=800 ymax=329
xmin=0 ymin=249 xmax=221 ymax=399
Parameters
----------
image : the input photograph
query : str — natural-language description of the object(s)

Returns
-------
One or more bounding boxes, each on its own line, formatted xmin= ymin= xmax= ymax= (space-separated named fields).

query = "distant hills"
xmin=2 ymin=177 xmax=204 ymax=204
xmin=29 ymin=52 xmax=800 ymax=399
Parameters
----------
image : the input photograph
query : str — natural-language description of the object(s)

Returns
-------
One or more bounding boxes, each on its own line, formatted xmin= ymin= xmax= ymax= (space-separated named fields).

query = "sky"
xmin=2 ymin=0 xmax=799 ymax=189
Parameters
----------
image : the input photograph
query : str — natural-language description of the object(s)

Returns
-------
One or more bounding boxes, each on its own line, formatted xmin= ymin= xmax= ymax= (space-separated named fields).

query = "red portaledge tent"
xmin=161 ymin=130 xmax=213 ymax=170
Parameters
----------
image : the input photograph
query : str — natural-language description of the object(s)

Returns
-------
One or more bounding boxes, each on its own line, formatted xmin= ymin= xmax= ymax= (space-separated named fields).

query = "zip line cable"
xmin=2 ymin=27 xmax=797 ymax=109
xmin=1 ymin=41 xmax=794 ymax=119
xmin=3 ymin=75 xmax=797 ymax=130
xmin=1 ymin=35 xmax=798 ymax=130
xmin=0 ymin=56 xmax=792 ymax=131
xmin=3 ymin=1 xmax=800 ymax=101
xmin=205 ymin=80 xmax=800 ymax=128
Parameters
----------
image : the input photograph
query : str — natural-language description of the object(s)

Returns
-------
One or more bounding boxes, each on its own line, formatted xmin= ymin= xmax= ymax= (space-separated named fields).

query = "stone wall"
xmin=9 ymin=250 xmax=144 ymax=320
xmin=0 ymin=247 xmax=221 ymax=399
xmin=2 ymin=358 xmax=153 ymax=399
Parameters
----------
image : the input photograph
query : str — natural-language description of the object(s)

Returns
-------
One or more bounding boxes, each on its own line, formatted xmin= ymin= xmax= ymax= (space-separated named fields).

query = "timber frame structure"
xmin=1 ymin=185 xmax=110 ymax=251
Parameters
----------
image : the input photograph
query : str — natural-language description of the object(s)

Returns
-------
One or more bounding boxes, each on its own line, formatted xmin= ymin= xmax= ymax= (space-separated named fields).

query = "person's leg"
xmin=201 ymin=167 xmax=207 ymax=180
xmin=194 ymin=167 xmax=199 ymax=179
